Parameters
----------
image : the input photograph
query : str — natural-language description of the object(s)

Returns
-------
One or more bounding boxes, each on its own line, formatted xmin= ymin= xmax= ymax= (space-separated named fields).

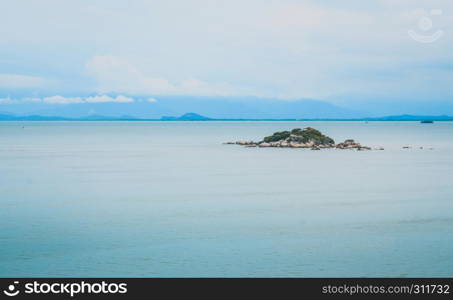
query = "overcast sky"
xmin=1 ymin=0 xmax=452 ymax=107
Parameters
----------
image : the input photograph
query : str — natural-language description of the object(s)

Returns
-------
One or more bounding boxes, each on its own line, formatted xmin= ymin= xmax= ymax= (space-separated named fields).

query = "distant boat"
xmin=420 ymin=120 xmax=434 ymax=124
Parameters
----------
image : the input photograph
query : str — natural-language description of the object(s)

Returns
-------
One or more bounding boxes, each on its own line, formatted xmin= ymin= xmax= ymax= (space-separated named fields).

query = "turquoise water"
xmin=1 ymin=121 xmax=453 ymax=277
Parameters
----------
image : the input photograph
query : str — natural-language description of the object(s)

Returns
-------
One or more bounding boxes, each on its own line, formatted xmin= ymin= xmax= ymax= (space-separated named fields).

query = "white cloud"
xmin=2 ymin=0 xmax=453 ymax=101
xmin=0 ymin=95 xmax=135 ymax=105
xmin=270 ymin=3 xmax=376 ymax=29
xmin=147 ymin=97 xmax=158 ymax=102
xmin=85 ymin=55 xmax=175 ymax=94
xmin=0 ymin=74 xmax=48 ymax=88
xmin=0 ymin=97 xmax=13 ymax=103
xmin=43 ymin=95 xmax=83 ymax=104
xmin=181 ymin=79 xmax=205 ymax=89
xmin=24 ymin=97 xmax=43 ymax=103
xmin=85 ymin=55 xmax=252 ymax=96
xmin=85 ymin=95 xmax=134 ymax=103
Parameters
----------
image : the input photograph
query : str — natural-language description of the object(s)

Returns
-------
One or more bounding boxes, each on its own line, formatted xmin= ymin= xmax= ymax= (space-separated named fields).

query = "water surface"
xmin=1 ymin=121 xmax=453 ymax=277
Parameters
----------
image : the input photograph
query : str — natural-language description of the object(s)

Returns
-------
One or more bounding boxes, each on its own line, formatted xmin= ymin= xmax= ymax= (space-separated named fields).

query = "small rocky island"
xmin=225 ymin=127 xmax=376 ymax=150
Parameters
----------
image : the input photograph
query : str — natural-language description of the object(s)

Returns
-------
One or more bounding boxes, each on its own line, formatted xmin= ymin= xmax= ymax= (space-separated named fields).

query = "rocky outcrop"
xmin=263 ymin=127 xmax=335 ymax=146
xmin=336 ymin=139 xmax=371 ymax=150
xmin=236 ymin=141 xmax=256 ymax=146
xmin=224 ymin=127 xmax=376 ymax=151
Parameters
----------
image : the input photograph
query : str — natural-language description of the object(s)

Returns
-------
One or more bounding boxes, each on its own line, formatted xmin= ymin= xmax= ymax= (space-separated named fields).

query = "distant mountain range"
xmin=0 ymin=96 xmax=363 ymax=119
xmin=299 ymin=114 xmax=453 ymax=121
xmin=1 ymin=112 xmax=452 ymax=121
xmin=160 ymin=113 xmax=212 ymax=121
xmin=3 ymin=95 xmax=453 ymax=119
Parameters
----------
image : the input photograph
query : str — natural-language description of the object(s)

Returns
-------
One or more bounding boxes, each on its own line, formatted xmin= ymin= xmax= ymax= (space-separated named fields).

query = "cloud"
xmin=147 ymin=97 xmax=158 ymax=102
xmin=0 ymin=97 xmax=13 ymax=103
xmin=0 ymin=95 xmax=135 ymax=105
xmin=85 ymin=95 xmax=134 ymax=103
xmin=43 ymin=96 xmax=83 ymax=104
xmin=85 ymin=55 xmax=175 ymax=94
xmin=0 ymin=74 xmax=48 ymax=88
xmin=85 ymin=55 xmax=253 ymax=96
xmin=2 ymin=0 xmax=453 ymax=102
xmin=270 ymin=3 xmax=376 ymax=29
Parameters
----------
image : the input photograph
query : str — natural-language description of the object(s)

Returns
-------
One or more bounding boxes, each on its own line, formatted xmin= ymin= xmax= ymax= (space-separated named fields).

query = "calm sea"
xmin=1 ymin=121 xmax=453 ymax=277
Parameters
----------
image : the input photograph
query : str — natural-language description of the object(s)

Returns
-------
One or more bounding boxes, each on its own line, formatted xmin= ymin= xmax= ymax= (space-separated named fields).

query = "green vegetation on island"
xmin=226 ymin=127 xmax=377 ymax=150
xmin=263 ymin=127 xmax=335 ymax=145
